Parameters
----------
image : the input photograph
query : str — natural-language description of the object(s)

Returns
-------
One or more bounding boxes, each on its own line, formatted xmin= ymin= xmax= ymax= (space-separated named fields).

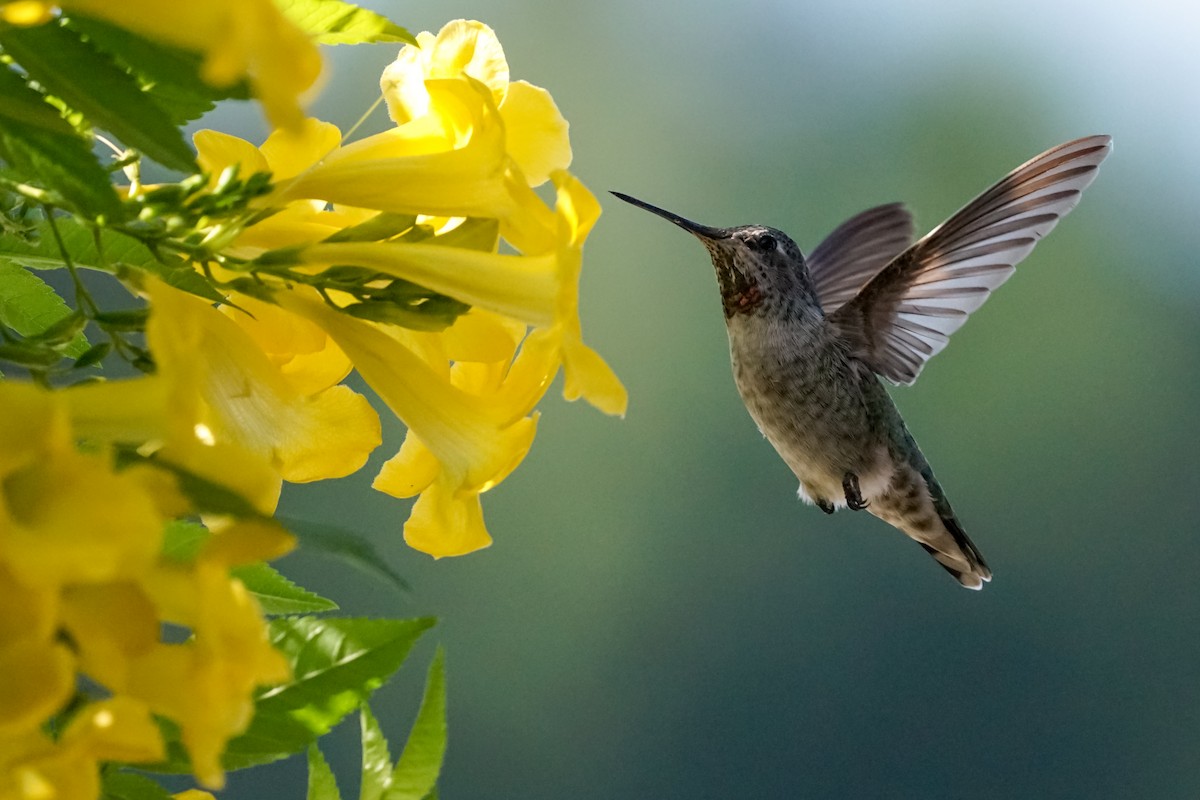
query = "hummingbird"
xmin=614 ymin=135 xmax=1111 ymax=589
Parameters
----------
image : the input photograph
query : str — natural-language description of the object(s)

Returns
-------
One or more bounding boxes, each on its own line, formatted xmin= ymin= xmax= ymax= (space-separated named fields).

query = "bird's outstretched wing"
xmin=829 ymin=135 xmax=1112 ymax=385
xmin=807 ymin=203 xmax=915 ymax=315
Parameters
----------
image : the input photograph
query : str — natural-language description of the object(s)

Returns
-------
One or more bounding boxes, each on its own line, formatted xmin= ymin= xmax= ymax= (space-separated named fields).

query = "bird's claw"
xmin=816 ymin=497 xmax=836 ymax=515
xmin=843 ymin=472 xmax=870 ymax=511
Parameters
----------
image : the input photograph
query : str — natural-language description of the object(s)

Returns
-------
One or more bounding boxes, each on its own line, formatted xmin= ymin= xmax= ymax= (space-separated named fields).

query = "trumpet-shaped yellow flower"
xmin=381 ymin=19 xmax=571 ymax=186
xmin=146 ymin=281 xmax=382 ymax=485
xmin=4 ymin=0 xmax=322 ymax=130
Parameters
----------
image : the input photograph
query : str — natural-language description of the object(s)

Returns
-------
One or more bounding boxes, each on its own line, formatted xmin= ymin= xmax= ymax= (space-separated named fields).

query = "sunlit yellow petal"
xmin=148 ymin=282 xmax=381 ymax=485
xmin=372 ymin=434 xmax=439 ymax=499
xmin=298 ymin=241 xmax=558 ymax=326
xmin=277 ymin=289 xmax=528 ymax=488
xmin=259 ymin=118 xmax=342 ymax=181
xmin=500 ymin=80 xmax=571 ymax=186
xmin=220 ymin=296 xmax=353 ymax=401
xmin=276 ymin=81 xmax=511 ymax=217
xmin=1 ymin=1 xmax=51 ymax=25
xmin=403 ymin=476 xmax=492 ymax=557
xmin=194 ymin=129 xmax=270 ymax=178
xmin=382 ymin=20 xmax=509 ymax=124
xmin=560 ymin=337 xmax=628 ymax=417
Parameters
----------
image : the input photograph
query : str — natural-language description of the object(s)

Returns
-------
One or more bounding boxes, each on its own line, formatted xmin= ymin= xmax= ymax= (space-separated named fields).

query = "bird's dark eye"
xmin=750 ymin=233 xmax=777 ymax=252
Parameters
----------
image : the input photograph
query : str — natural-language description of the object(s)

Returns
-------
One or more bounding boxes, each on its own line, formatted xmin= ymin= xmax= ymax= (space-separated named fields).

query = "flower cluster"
xmin=0 ymin=381 xmax=293 ymax=796
xmin=0 ymin=10 xmax=624 ymax=798
xmin=187 ymin=19 xmax=626 ymax=557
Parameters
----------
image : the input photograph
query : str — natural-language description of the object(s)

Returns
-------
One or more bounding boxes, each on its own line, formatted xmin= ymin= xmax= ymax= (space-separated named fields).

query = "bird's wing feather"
xmin=829 ymin=135 xmax=1112 ymax=385
xmin=807 ymin=203 xmax=915 ymax=315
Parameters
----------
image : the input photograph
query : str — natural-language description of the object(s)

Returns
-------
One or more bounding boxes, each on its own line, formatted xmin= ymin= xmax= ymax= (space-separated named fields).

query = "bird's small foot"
xmin=843 ymin=472 xmax=870 ymax=510
xmin=816 ymin=497 xmax=836 ymax=515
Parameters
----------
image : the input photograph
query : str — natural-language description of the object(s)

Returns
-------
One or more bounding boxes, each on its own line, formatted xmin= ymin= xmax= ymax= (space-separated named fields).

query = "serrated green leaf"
xmin=384 ymin=648 xmax=446 ymax=800
xmin=276 ymin=0 xmax=416 ymax=45
xmin=0 ymin=212 xmax=229 ymax=309
xmin=359 ymin=704 xmax=394 ymax=800
xmin=215 ymin=616 xmax=435 ymax=770
xmin=0 ymin=66 xmax=123 ymax=219
xmin=64 ymin=14 xmax=249 ymax=126
xmin=279 ymin=517 xmax=410 ymax=593
xmin=308 ymin=743 xmax=343 ymax=800
xmin=0 ymin=258 xmax=89 ymax=356
xmin=0 ymin=21 xmax=196 ymax=172
xmin=233 ymin=562 xmax=339 ymax=615
xmin=100 ymin=770 xmax=174 ymax=800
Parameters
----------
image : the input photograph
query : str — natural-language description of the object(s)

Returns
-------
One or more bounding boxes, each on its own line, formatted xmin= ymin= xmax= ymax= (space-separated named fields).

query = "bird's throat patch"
xmin=717 ymin=263 xmax=763 ymax=318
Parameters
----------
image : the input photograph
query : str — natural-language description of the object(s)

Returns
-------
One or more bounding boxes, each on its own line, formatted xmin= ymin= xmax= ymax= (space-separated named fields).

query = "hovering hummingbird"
xmin=614 ymin=135 xmax=1111 ymax=589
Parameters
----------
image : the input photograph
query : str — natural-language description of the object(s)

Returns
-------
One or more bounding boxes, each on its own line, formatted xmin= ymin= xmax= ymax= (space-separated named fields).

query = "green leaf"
xmin=276 ymin=0 xmax=416 ymax=45
xmin=64 ymin=14 xmax=249 ymax=126
xmin=384 ymin=648 xmax=447 ymax=800
xmin=359 ymin=704 xmax=394 ymax=800
xmin=217 ymin=616 xmax=435 ymax=769
xmin=100 ymin=771 xmax=173 ymax=800
xmin=322 ymin=212 xmax=417 ymax=244
xmin=307 ymin=743 xmax=343 ymax=800
xmin=0 ymin=66 xmax=123 ymax=219
xmin=161 ymin=519 xmax=210 ymax=562
xmin=0 ymin=258 xmax=89 ymax=356
xmin=279 ymin=517 xmax=410 ymax=593
xmin=0 ymin=21 xmax=196 ymax=172
xmin=233 ymin=562 xmax=339 ymax=615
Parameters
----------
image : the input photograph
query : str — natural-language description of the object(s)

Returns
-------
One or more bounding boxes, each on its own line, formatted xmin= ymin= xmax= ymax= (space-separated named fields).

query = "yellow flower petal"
xmin=0 ymin=640 xmax=74 ymax=736
xmin=59 ymin=696 xmax=164 ymax=765
xmin=259 ymin=118 xmax=341 ymax=180
xmin=277 ymin=289 xmax=531 ymax=488
xmin=2 ymin=449 xmax=162 ymax=587
xmin=220 ymin=295 xmax=353 ymax=394
xmin=372 ymin=434 xmax=439 ymax=499
xmin=402 ymin=475 xmax=492 ymax=557
xmin=60 ymin=583 xmax=159 ymax=692
xmin=500 ymin=80 xmax=571 ymax=186
xmin=298 ymin=241 xmax=558 ymax=327
xmin=382 ymin=20 xmax=509 ymax=125
xmin=148 ymin=282 xmax=381 ymax=485
xmin=194 ymin=129 xmax=269 ymax=179
xmin=277 ymin=80 xmax=512 ymax=217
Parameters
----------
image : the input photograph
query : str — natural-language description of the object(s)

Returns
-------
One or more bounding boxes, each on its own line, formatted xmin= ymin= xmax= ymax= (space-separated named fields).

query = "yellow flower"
xmin=132 ymin=524 xmax=292 ymax=788
xmin=276 ymin=289 xmax=539 ymax=556
xmin=381 ymin=19 xmax=571 ymax=186
xmin=173 ymin=17 xmax=626 ymax=557
xmin=0 ymin=382 xmax=293 ymax=792
xmin=4 ymin=0 xmax=322 ymax=130
xmin=145 ymin=280 xmax=382 ymax=486
xmin=0 ymin=698 xmax=163 ymax=800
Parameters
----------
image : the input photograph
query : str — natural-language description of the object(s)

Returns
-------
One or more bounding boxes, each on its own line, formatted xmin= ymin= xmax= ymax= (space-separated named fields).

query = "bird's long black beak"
xmin=611 ymin=191 xmax=729 ymax=240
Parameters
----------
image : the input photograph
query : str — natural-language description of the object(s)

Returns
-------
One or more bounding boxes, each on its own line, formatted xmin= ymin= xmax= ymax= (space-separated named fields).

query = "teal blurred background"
xmin=224 ymin=1 xmax=1200 ymax=797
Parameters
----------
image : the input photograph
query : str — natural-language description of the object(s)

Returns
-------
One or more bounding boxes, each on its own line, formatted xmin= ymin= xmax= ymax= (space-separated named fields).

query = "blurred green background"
xmin=221 ymin=1 xmax=1200 ymax=797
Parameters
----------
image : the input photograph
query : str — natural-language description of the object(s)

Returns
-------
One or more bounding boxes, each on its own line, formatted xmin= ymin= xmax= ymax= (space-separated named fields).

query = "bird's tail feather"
xmin=918 ymin=512 xmax=992 ymax=590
